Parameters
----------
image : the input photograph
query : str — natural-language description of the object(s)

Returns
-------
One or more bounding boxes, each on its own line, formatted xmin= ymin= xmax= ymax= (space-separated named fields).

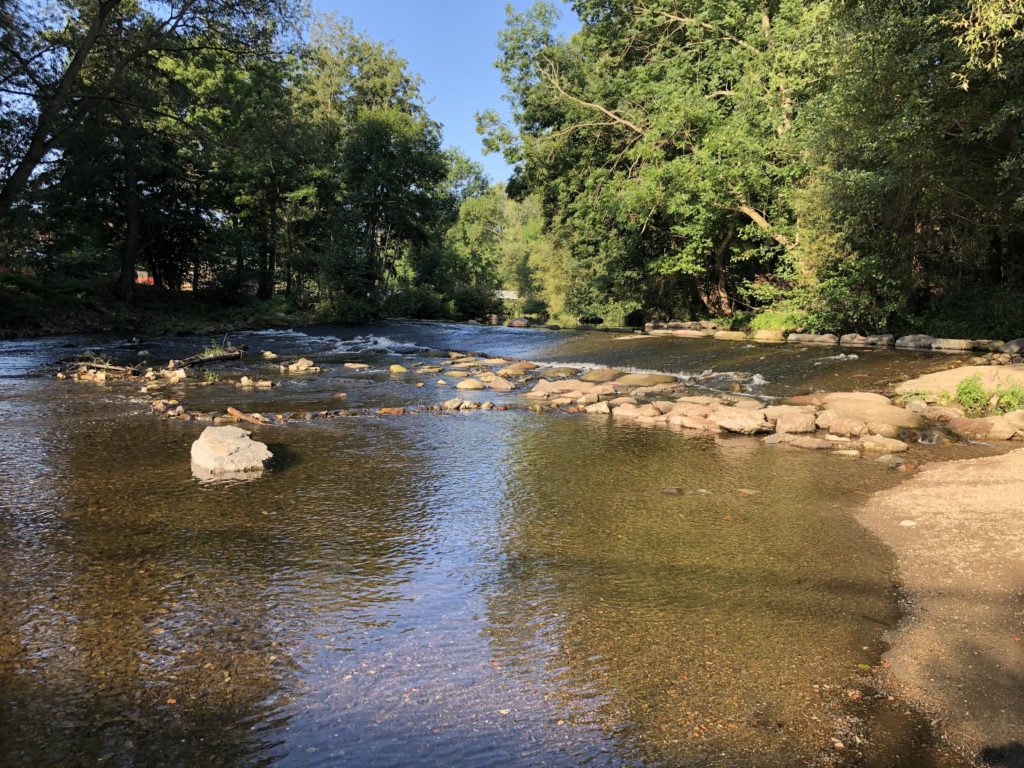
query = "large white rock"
xmin=191 ymin=426 xmax=272 ymax=478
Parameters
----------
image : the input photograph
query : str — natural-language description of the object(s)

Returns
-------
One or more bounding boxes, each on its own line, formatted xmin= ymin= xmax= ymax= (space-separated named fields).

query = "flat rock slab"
xmin=613 ymin=372 xmax=678 ymax=387
xmin=895 ymin=364 xmax=1024 ymax=397
xmin=821 ymin=393 xmax=921 ymax=429
xmin=540 ymin=367 xmax=581 ymax=378
xmin=787 ymin=333 xmax=839 ymax=345
xmin=856 ymin=449 xmax=1024 ymax=760
xmin=580 ymin=368 xmax=623 ymax=383
xmin=191 ymin=425 xmax=272 ymax=478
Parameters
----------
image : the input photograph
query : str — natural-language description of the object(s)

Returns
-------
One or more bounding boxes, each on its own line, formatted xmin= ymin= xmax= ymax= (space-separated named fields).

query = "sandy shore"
xmin=857 ymin=449 xmax=1024 ymax=766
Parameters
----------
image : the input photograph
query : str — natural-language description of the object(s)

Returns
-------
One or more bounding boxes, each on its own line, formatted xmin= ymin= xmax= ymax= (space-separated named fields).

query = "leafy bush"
xmin=749 ymin=308 xmax=811 ymax=332
xmin=450 ymin=285 xmax=502 ymax=320
xmin=994 ymin=384 xmax=1024 ymax=414
xmin=383 ymin=285 xmax=452 ymax=320
xmin=955 ymin=374 xmax=988 ymax=415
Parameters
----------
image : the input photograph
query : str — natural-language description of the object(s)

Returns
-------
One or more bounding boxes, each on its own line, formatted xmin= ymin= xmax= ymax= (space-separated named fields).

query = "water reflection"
xmin=0 ymin=325 xmax=973 ymax=767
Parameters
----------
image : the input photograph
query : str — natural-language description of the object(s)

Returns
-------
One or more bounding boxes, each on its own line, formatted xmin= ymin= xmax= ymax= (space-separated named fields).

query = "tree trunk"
xmin=257 ymin=203 xmax=277 ymax=300
xmin=0 ymin=0 xmax=121 ymax=213
xmin=714 ymin=227 xmax=735 ymax=316
xmin=117 ymin=160 xmax=140 ymax=301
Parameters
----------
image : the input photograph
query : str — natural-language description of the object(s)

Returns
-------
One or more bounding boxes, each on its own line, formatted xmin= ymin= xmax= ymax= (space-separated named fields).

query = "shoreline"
xmin=856 ymin=450 xmax=1024 ymax=766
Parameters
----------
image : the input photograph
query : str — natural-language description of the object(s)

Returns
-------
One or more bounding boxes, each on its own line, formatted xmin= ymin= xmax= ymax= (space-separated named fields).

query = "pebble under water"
xmin=0 ymin=322 xmax=981 ymax=767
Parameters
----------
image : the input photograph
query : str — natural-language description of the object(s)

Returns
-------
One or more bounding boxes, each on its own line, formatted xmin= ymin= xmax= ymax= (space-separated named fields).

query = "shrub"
xmin=994 ymin=383 xmax=1024 ymax=414
xmin=955 ymin=374 xmax=988 ymax=415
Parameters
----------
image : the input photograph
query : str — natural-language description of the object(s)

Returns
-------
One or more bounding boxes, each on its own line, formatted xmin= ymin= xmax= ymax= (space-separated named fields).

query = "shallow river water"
xmin=0 ymin=322 xmax=993 ymax=767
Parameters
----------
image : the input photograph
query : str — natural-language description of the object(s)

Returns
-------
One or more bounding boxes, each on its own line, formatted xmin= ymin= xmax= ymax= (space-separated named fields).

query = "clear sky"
xmin=314 ymin=1 xmax=580 ymax=183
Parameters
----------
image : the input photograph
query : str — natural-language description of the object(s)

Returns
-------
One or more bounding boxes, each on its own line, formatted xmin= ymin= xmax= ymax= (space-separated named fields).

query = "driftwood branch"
xmin=177 ymin=347 xmax=246 ymax=368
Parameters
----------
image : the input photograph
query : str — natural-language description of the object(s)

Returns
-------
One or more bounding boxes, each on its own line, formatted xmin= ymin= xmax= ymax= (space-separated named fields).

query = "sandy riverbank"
xmin=857 ymin=449 xmax=1024 ymax=766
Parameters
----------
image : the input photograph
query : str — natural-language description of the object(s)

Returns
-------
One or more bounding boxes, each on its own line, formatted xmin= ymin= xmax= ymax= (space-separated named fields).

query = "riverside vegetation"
xmin=4 ymin=1 xmax=1024 ymax=338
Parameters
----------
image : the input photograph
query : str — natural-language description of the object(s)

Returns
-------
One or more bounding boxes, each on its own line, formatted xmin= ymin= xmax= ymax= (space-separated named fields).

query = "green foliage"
xmin=994 ymin=382 xmax=1024 ymax=414
xmin=956 ymin=374 xmax=989 ymax=414
xmin=749 ymin=309 xmax=812 ymax=332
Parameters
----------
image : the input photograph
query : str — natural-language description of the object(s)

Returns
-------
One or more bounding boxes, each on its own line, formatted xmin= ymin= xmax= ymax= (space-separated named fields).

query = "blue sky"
xmin=315 ymin=1 xmax=580 ymax=183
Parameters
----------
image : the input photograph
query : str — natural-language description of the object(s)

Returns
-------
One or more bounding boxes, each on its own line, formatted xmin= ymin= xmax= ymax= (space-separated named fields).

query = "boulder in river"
xmin=614 ymin=372 xmax=677 ymax=387
xmin=580 ymin=367 xmax=622 ymax=383
xmin=787 ymin=333 xmax=839 ymax=345
xmin=949 ymin=416 xmax=1019 ymax=442
xmin=1001 ymin=338 xmax=1024 ymax=354
xmin=456 ymin=378 xmax=486 ymax=390
xmin=190 ymin=426 xmax=272 ymax=478
xmin=894 ymin=334 xmax=935 ymax=350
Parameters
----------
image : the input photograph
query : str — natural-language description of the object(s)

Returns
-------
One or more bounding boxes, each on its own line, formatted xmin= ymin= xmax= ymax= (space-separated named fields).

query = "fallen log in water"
xmin=176 ymin=346 xmax=246 ymax=368
xmin=226 ymin=405 xmax=271 ymax=426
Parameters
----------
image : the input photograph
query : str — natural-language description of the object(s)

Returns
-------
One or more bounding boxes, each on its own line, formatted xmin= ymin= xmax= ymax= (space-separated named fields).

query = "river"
xmin=0 ymin=322 xmax=986 ymax=767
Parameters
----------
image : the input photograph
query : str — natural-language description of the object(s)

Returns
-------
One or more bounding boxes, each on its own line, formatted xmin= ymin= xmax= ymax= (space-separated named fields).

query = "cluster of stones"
xmin=645 ymin=321 xmax=1024 ymax=357
xmin=505 ymin=365 xmax=1024 ymax=461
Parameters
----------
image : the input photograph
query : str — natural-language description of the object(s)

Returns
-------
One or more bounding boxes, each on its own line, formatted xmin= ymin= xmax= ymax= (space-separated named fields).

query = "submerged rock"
xmin=190 ymin=426 xmax=272 ymax=478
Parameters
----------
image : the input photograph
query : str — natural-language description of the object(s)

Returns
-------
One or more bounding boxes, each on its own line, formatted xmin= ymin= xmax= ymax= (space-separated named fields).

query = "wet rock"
xmin=671 ymin=329 xmax=711 ymax=338
xmin=609 ymin=396 xmax=638 ymax=406
xmin=239 ymin=376 xmax=254 ymax=388
xmin=876 ymin=454 xmax=906 ymax=469
xmin=860 ymin=435 xmax=909 ymax=453
xmin=580 ymin=367 xmax=622 ymax=383
xmin=668 ymin=414 xmax=720 ymax=432
xmin=541 ymin=366 xmax=582 ymax=378
xmin=895 ymin=334 xmax=935 ymax=350
xmin=727 ymin=398 xmax=764 ymax=411
xmin=712 ymin=408 xmax=773 ymax=435
xmin=840 ymin=333 xmax=894 ymax=348
xmin=260 ymin=350 xmax=278 ymax=360
xmin=752 ymin=329 xmax=786 ymax=342
xmin=344 ymin=362 xmax=370 ymax=370
xmin=508 ymin=318 xmax=530 ymax=328
xmin=190 ymin=426 xmax=272 ymax=477
xmin=1001 ymin=338 xmax=1024 ymax=354
xmin=497 ymin=361 xmax=538 ymax=376
xmin=817 ymin=411 xmax=867 ymax=437
xmin=949 ymin=416 xmax=1019 ymax=441
xmin=442 ymin=398 xmax=463 ymax=410
xmin=388 ymin=364 xmax=409 ymax=374
xmin=487 ymin=376 xmax=515 ymax=391
xmin=584 ymin=401 xmax=611 ymax=415
xmin=763 ymin=404 xmax=816 ymax=420
xmin=931 ymin=338 xmax=974 ymax=352
xmin=577 ymin=392 xmax=600 ymax=405
xmin=288 ymin=358 xmax=316 ymax=372
xmin=971 ymin=339 xmax=1004 ymax=352
xmin=714 ymin=330 xmax=748 ymax=341
xmin=788 ymin=436 xmax=832 ymax=450
xmin=456 ymin=378 xmax=486 ymax=390
xmin=635 ymin=404 xmax=664 ymax=419
xmin=820 ymin=392 xmax=921 ymax=430
xmin=611 ymin=403 xmax=640 ymax=419
xmin=481 ymin=401 xmax=495 ymax=410
xmin=378 ymin=407 xmax=405 ymax=415
xmin=614 ymin=372 xmax=678 ymax=387
xmin=788 ymin=333 xmax=839 ymax=345
xmin=775 ymin=411 xmax=817 ymax=434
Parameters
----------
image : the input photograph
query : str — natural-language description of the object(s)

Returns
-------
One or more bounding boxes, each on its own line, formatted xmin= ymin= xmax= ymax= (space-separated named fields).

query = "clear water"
xmin=0 ymin=322 xmax=978 ymax=767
